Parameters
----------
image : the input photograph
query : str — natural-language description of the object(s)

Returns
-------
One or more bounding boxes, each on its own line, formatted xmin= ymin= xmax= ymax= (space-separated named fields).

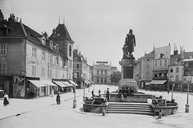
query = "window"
xmin=97 ymin=77 xmax=99 ymax=83
xmin=77 ymin=72 xmax=80 ymax=78
xmin=0 ymin=62 xmax=7 ymax=75
xmin=0 ymin=43 xmax=8 ymax=55
xmin=32 ymin=47 xmax=37 ymax=57
xmin=155 ymin=60 xmax=157 ymax=67
xmin=105 ymin=70 xmax=107 ymax=75
xmin=42 ymin=51 xmax=45 ymax=60
xmin=101 ymin=70 xmax=103 ymax=75
xmin=104 ymin=78 xmax=107 ymax=83
xmin=56 ymin=56 xmax=59 ymax=64
xmin=32 ymin=65 xmax=36 ymax=76
xmin=170 ymin=68 xmax=173 ymax=73
xmin=176 ymin=67 xmax=179 ymax=73
xmin=176 ymin=75 xmax=179 ymax=81
xmin=165 ymin=59 xmax=167 ymax=66
xmin=160 ymin=53 xmax=164 ymax=58
xmin=101 ymin=78 xmax=103 ymax=83
xmin=77 ymin=64 xmax=79 ymax=69
xmin=69 ymin=45 xmax=72 ymax=57
xmin=97 ymin=70 xmax=99 ymax=75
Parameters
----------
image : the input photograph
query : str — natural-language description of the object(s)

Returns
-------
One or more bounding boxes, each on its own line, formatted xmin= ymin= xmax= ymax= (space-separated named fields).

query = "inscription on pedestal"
xmin=123 ymin=66 xmax=133 ymax=79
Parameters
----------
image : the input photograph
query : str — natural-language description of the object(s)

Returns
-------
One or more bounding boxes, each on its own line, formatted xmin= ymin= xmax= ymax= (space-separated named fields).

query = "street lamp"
xmin=73 ymin=86 xmax=77 ymax=108
xmin=185 ymin=79 xmax=190 ymax=113
xmin=171 ymin=77 xmax=175 ymax=101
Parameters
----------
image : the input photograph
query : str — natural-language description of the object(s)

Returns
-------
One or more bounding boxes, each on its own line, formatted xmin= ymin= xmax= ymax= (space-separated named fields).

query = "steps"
xmin=106 ymin=102 xmax=153 ymax=116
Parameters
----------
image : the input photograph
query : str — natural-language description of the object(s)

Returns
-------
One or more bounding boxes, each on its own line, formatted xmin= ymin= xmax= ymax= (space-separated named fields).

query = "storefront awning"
xmin=61 ymin=81 xmax=73 ymax=87
xmin=149 ymin=80 xmax=167 ymax=85
xmin=68 ymin=80 xmax=78 ymax=87
xmin=84 ymin=80 xmax=90 ymax=84
xmin=53 ymin=81 xmax=67 ymax=88
xmin=29 ymin=80 xmax=57 ymax=88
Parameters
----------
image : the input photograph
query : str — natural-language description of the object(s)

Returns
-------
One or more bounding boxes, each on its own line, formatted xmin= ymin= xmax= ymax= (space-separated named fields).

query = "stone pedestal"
xmin=119 ymin=57 xmax=138 ymax=92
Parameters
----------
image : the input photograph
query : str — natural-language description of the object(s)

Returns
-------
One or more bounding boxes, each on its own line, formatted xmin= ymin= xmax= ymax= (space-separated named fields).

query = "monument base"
xmin=119 ymin=79 xmax=138 ymax=92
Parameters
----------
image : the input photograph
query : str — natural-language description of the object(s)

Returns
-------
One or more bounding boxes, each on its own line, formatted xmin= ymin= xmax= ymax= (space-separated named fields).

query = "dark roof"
xmin=49 ymin=24 xmax=73 ymax=43
xmin=0 ymin=19 xmax=59 ymax=55
xmin=0 ymin=20 xmax=26 ymax=37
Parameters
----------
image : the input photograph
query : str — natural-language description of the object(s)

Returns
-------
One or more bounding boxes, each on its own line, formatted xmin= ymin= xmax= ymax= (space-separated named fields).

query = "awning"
xmin=149 ymin=80 xmax=167 ymax=85
xmin=84 ymin=80 xmax=90 ymax=84
xmin=29 ymin=80 xmax=57 ymax=88
xmin=68 ymin=80 xmax=78 ymax=87
xmin=61 ymin=81 xmax=73 ymax=87
xmin=53 ymin=81 xmax=68 ymax=88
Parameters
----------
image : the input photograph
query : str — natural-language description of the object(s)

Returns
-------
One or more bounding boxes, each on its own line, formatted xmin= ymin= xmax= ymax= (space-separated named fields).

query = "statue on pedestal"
xmin=122 ymin=29 xmax=136 ymax=59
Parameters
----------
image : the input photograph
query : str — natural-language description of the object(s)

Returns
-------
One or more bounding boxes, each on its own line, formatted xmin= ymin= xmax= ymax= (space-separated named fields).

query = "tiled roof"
xmin=0 ymin=19 xmax=59 ymax=55
xmin=0 ymin=20 xmax=25 ymax=37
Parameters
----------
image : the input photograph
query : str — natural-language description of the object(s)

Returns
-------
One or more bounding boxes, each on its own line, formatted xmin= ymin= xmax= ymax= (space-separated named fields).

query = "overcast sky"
xmin=1 ymin=0 xmax=193 ymax=68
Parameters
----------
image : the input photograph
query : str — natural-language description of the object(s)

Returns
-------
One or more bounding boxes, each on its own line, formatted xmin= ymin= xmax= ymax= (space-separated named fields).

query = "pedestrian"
xmin=157 ymin=109 xmax=162 ymax=119
xmin=106 ymin=88 xmax=110 ymax=101
xmin=91 ymin=90 xmax=94 ymax=97
xmin=98 ymin=90 xmax=101 ymax=97
xmin=3 ymin=92 xmax=9 ymax=106
xmin=56 ymin=93 xmax=60 ymax=105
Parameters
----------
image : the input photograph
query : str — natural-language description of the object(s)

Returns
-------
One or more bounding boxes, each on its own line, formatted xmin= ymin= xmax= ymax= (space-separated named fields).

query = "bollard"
xmin=73 ymin=99 xmax=77 ymax=108
xmin=185 ymin=104 xmax=189 ymax=113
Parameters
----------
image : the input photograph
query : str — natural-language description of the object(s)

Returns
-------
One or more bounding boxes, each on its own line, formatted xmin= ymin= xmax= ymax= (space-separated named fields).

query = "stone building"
xmin=0 ymin=12 xmax=73 ymax=97
xmin=92 ymin=61 xmax=115 ymax=84
xmin=134 ymin=51 xmax=154 ymax=87
xmin=49 ymin=23 xmax=74 ymax=80
xmin=152 ymin=44 xmax=171 ymax=81
xmin=73 ymin=49 xmax=91 ymax=88
xmin=168 ymin=47 xmax=193 ymax=91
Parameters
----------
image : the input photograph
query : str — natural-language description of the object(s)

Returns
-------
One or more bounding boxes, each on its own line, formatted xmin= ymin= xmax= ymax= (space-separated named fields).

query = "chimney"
xmin=8 ymin=14 xmax=16 ymax=22
xmin=174 ymin=50 xmax=178 ymax=55
xmin=174 ymin=43 xmax=178 ymax=55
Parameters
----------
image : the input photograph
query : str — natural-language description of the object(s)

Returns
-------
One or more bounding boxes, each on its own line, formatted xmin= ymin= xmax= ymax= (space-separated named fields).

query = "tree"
xmin=111 ymin=71 xmax=121 ymax=85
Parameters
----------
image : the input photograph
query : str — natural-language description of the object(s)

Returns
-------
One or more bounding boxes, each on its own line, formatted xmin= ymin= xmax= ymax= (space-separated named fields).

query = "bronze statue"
xmin=122 ymin=29 xmax=136 ymax=59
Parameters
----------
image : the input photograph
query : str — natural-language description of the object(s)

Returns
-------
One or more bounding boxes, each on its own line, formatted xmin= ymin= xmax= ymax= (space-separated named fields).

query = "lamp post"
xmin=185 ymin=80 xmax=190 ymax=113
xmin=73 ymin=73 xmax=77 ymax=109
xmin=171 ymin=77 xmax=175 ymax=101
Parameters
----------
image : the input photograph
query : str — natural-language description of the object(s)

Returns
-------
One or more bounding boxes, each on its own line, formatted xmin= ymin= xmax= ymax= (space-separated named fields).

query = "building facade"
xmin=134 ymin=51 xmax=154 ymax=87
xmin=73 ymin=49 xmax=91 ymax=88
xmin=0 ymin=12 xmax=73 ymax=97
xmin=49 ymin=23 xmax=74 ymax=80
xmin=92 ymin=61 xmax=114 ymax=84
xmin=153 ymin=44 xmax=171 ymax=80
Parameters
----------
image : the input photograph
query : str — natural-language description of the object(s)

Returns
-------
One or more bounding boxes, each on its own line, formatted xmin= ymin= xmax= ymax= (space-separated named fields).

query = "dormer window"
xmin=41 ymin=37 xmax=46 ymax=46
xmin=160 ymin=53 xmax=164 ymax=58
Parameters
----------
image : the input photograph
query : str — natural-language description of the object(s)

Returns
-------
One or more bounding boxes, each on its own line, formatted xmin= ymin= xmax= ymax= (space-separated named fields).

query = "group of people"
xmin=152 ymin=96 xmax=166 ymax=106
xmin=91 ymin=88 xmax=110 ymax=101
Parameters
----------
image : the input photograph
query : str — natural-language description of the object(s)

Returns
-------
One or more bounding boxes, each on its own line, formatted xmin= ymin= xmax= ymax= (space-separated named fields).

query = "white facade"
xmin=93 ymin=62 xmax=112 ymax=84
xmin=26 ymin=41 xmax=67 ymax=80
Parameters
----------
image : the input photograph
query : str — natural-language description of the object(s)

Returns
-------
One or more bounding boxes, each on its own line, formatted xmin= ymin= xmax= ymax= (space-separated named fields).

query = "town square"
xmin=0 ymin=0 xmax=193 ymax=128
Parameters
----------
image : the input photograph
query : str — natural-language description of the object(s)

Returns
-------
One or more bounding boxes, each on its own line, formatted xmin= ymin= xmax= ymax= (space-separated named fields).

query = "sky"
xmin=1 ymin=0 xmax=193 ymax=68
